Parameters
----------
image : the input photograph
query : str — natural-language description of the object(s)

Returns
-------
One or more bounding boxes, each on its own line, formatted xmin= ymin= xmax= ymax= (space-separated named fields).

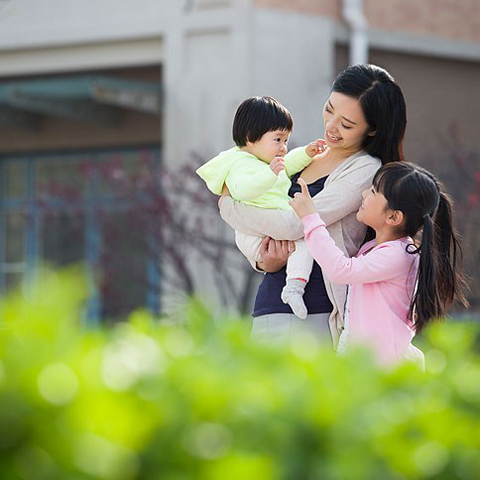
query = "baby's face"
xmin=245 ymin=129 xmax=290 ymax=163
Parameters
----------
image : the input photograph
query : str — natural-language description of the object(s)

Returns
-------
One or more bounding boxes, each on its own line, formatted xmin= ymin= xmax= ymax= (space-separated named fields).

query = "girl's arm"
xmin=290 ymin=178 xmax=409 ymax=284
xmin=302 ymin=213 xmax=409 ymax=284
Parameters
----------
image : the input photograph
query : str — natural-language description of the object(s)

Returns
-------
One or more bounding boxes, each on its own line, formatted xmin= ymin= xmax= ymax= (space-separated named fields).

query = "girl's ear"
xmin=386 ymin=209 xmax=404 ymax=226
xmin=367 ymin=130 xmax=377 ymax=137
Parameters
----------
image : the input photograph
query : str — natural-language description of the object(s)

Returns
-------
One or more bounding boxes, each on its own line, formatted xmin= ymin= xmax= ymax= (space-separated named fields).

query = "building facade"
xmin=0 ymin=0 xmax=479 ymax=318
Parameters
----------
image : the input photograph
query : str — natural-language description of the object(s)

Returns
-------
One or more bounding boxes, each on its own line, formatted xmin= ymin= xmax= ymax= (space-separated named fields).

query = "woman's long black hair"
xmin=332 ymin=64 xmax=407 ymax=165
xmin=373 ymin=162 xmax=468 ymax=332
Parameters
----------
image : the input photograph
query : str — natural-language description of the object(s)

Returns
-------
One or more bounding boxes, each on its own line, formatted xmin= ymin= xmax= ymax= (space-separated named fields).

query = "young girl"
xmin=290 ymin=162 xmax=467 ymax=366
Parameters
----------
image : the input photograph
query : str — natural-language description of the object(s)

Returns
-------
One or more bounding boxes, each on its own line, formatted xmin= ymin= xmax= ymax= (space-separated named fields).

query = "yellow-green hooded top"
xmin=196 ymin=146 xmax=313 ymax=210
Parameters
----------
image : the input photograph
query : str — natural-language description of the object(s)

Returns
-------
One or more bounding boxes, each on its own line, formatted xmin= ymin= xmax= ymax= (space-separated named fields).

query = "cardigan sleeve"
xmin=310 ymin=159 xmax=380 ymax=226
xmin=302 ymin=213 xmax=410 ymax=285
xmin=218 ymin=196 xmax=304 ymax=240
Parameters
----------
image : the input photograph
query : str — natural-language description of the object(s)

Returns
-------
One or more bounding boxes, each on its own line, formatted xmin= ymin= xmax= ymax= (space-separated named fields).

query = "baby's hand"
xmin=305 ymin=139 xmax=327 ymax=158
xmin=270 ymin=156 xmax=286 ymax=175
xmin=290 ymin=178 xmax=316 ymax=218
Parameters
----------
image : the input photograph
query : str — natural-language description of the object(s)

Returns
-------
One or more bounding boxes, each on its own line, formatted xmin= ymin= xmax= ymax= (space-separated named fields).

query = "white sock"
xmin=281 ymin=279 xmax=308 ymax=319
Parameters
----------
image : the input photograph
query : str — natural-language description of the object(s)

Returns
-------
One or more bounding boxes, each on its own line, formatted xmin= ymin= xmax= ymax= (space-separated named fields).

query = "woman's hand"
xmin=290 ymin=178 xmax=317 ymax=218
xmin=256 ymin=236 xmax=295 ymax=273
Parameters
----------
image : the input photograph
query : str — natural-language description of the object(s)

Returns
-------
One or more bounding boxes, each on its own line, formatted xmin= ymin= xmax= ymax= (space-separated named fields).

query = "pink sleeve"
xmin=302 ymin=213 xmax=409 ymax=285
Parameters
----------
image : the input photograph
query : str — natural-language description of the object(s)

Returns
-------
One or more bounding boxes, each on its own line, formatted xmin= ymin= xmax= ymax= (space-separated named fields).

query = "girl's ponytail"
xmin=374 ymin=162 xmax=468 ymax=332
xmin=410 ymin=214 xmax=440 ymax=332
xmin=411 ymin=191 xmax=468 ymax=332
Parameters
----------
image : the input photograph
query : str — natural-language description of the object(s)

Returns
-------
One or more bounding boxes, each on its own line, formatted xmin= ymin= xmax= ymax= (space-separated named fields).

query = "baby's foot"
xmin=281 ymin=279 xmax=308 ymax=319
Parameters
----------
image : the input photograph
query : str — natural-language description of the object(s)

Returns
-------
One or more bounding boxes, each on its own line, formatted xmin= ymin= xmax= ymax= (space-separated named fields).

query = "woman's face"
xmin=322 ymin=91 xmax=373 ymax=155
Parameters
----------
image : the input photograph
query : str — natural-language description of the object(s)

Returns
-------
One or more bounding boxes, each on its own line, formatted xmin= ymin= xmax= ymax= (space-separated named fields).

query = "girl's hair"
xmin=373 ymin=162 xmax=468 ymax=332
xmin=232 ymin=96 xmax=293 ymax=147
xmin=332 ymin=64 xmax=406 ymax=165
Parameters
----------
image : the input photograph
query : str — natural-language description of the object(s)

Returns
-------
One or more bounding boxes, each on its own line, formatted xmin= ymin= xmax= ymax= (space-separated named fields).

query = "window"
xmin=0 ymin=146 xmax=161 ymax=322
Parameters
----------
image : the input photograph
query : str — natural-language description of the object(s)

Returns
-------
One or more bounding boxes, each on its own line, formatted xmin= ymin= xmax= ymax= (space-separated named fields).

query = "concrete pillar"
xmin=164 ymin=1 xmax=336 ymax=165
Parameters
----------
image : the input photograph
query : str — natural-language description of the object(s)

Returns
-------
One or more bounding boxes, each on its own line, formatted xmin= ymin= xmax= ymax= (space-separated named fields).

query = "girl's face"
xmin=357 ymin=186 xmax=389 ymax=229
xmin=322 ymin=91 xmax=373 ymax=155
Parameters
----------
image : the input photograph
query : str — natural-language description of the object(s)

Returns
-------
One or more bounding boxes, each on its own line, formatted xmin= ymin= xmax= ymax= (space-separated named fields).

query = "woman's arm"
xmin=220 ymin=185 xmax=295 ymax=273
xmin=218 ymin=196 xmax=304 ymax=240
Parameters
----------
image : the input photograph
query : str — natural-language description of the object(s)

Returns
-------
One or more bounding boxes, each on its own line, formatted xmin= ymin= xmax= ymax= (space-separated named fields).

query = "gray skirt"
xmin=251 ymin=312 xmax=332 ymax=346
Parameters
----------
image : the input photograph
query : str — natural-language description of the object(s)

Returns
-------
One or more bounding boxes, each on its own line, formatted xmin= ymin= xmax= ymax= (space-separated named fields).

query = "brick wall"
xmin=255 ymin=0 xmax=480 ymax=43
xmin=365 ymin=0 xmax=480 ymax=43
xmin=254 ymin=0 xmax=341 ymax=18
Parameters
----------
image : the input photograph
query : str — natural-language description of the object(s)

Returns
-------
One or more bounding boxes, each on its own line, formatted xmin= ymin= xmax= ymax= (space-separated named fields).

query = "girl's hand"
xmin=269 ymin=156 xmax=286 ymax=175
xmin=290 ymin=178 xmax=316 ymax=218
xmin=305 ymin=139 xmax=327 ymax=158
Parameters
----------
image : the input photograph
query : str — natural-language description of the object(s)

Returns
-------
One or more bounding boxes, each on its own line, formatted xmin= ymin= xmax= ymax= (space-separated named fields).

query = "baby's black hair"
xmin=232 ymin=96 xmax=293 ymax=147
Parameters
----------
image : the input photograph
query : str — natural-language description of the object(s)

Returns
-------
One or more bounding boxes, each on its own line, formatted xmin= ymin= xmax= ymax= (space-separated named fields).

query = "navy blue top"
xmin=253 ymin=172 xmax=333 ymax=317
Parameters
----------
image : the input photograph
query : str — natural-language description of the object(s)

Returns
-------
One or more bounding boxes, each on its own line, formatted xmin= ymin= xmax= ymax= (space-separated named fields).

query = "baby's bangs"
xmin=269 ymin=108 xmax=293 ymax=132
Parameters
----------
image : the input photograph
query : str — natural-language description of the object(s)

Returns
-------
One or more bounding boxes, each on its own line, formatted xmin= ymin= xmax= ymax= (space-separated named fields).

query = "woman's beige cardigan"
xmin=218 ymin=150 xmax=382 ymax=347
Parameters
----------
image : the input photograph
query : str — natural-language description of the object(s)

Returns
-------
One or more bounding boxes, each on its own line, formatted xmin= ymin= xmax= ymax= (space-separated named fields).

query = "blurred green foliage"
xmin=0 ymin=269 xmax=480 ymax=480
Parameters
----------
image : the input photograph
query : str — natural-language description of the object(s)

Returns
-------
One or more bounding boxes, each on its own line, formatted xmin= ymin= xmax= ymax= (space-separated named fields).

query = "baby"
xmin=196 ymin=96 xmax=325 ymax=318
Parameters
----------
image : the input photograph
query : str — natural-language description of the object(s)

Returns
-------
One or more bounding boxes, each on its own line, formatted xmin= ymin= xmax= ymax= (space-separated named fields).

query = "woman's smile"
xmin=326 ymin=131 xmax=342 ymax=143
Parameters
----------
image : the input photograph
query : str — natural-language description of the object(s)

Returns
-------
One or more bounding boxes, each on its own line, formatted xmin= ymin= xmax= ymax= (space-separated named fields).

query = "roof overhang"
xmin=0 ymin=75 xmax=162 ymax=129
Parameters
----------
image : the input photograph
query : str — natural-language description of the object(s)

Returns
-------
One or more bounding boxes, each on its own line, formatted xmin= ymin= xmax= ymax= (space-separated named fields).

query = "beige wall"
xmin=0 ymin=66 xmax=161 ymax=154
xmin=255 ymin=0 xmax=480 ymax=43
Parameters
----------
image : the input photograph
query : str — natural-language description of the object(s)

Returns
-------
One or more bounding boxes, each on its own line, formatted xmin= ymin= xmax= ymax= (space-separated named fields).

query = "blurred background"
xmin=0 ymin=0 xmax=479 ymax=321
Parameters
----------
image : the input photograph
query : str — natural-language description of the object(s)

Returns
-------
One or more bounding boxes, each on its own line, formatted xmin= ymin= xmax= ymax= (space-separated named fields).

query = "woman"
xmin=219 ymin=64 xmax=407 ymax=346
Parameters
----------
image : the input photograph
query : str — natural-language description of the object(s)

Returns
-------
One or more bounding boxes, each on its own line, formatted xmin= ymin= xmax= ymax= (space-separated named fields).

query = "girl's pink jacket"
xmin=302 ymin=213 xmax=419 ymax=366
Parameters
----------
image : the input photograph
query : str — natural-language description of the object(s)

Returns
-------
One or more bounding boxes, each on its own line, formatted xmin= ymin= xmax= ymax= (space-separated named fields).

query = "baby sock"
xmin=281 ymin=278 xmax=308 ymax=319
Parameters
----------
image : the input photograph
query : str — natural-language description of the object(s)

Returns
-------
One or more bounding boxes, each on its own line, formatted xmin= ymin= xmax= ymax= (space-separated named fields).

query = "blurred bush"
xmin=0 ymin=270 xmax=479 ymax=480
